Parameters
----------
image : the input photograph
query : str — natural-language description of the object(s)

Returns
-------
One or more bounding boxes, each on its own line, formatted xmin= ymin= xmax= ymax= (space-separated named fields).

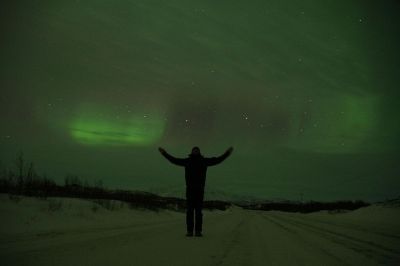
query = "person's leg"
xmin=194 ymin=189 xmax=204 ymax=236
xmin=194 ymin=208 xmax=203 ymax=235
xmin=186 ymin=189 xmax=194 ymax=235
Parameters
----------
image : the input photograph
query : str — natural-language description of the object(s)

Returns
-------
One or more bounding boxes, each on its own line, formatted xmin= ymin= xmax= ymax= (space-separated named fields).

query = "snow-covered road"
xmin=1 ymin=196 xmax=399 ymax=266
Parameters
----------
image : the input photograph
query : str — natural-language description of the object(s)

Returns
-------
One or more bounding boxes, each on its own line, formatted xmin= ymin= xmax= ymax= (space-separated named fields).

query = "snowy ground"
xmin=1 ymin=194 xmax=399 ymax=266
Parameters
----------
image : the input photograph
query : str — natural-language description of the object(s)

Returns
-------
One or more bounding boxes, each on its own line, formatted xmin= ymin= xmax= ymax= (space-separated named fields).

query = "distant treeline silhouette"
xmin=239 ymin=200 xmax=370 ymax=213
xmin=0 ymin=152 xmax=230 ymax=211
xmin=0 ymin=152 xmax=372 ymax=213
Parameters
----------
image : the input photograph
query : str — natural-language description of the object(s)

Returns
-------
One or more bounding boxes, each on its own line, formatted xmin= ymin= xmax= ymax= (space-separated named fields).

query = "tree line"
xmin=0 ymin=152 xmax=231 ymax=211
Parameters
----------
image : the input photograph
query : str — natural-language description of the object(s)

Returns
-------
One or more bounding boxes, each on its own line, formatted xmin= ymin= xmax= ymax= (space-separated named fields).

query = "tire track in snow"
xmin=292 ymin=214 xmax=400 ymax=240
xmin=213 ymin=215 xmax=247 ymax=266
xmin=1 ymin=217 xmax=182 ymax=247
xmin=0 ymin=217 xmax=183 ymax=255
xmin=268 ymin=213 xmax=400 ymax=265
xmin=260 ymin=213 xmax=350 ymax=265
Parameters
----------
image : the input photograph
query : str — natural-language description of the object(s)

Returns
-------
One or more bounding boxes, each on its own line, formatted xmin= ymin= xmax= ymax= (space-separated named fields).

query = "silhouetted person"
xmin=158 ymin=146 xmax=233 ymax=237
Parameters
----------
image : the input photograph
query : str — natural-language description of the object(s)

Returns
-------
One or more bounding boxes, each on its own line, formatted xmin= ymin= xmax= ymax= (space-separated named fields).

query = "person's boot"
xmin=195 ymin=231 xmax=202 ymax=237
xmin=186 ymin=231 xmax=193 ymax=237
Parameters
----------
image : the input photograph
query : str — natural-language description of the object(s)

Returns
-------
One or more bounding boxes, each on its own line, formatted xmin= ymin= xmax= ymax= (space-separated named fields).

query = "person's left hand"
xmin=227 ymin=147 xmax=234 ymax=154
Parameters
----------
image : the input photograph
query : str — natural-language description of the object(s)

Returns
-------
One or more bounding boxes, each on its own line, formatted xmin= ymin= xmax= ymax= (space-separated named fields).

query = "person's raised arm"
xmin=158 ymin=147 xmax=187 ymax=166
xmin=206 ymin=147 xmax=233 ymax=166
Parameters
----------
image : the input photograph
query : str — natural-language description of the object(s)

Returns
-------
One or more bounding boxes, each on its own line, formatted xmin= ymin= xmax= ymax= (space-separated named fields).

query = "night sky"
xmin=1 ymin=0 xmax=399 ymax=201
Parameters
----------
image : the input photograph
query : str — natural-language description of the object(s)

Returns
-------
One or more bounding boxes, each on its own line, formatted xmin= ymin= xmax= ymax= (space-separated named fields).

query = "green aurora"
xmin=69 ymin=106 xmax=166 ymax=146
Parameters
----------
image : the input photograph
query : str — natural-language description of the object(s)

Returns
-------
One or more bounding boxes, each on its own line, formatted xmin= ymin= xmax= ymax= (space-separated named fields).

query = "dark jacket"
xmin=161 ymin=150 xmax=231 ymax=189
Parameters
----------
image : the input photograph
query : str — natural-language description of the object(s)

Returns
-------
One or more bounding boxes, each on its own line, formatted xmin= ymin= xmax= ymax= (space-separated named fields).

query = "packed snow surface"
xmin=1 ymin=194 xmax=399 ymax=265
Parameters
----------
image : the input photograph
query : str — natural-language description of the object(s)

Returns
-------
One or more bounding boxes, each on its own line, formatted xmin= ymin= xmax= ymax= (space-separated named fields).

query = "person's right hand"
xmin=158 ymin=147 xmax=166 ymax=154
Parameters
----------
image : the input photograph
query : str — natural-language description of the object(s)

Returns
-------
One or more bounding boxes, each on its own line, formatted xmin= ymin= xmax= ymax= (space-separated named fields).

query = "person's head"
xmin=191 ymin=146 xmax=201 ymax=156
